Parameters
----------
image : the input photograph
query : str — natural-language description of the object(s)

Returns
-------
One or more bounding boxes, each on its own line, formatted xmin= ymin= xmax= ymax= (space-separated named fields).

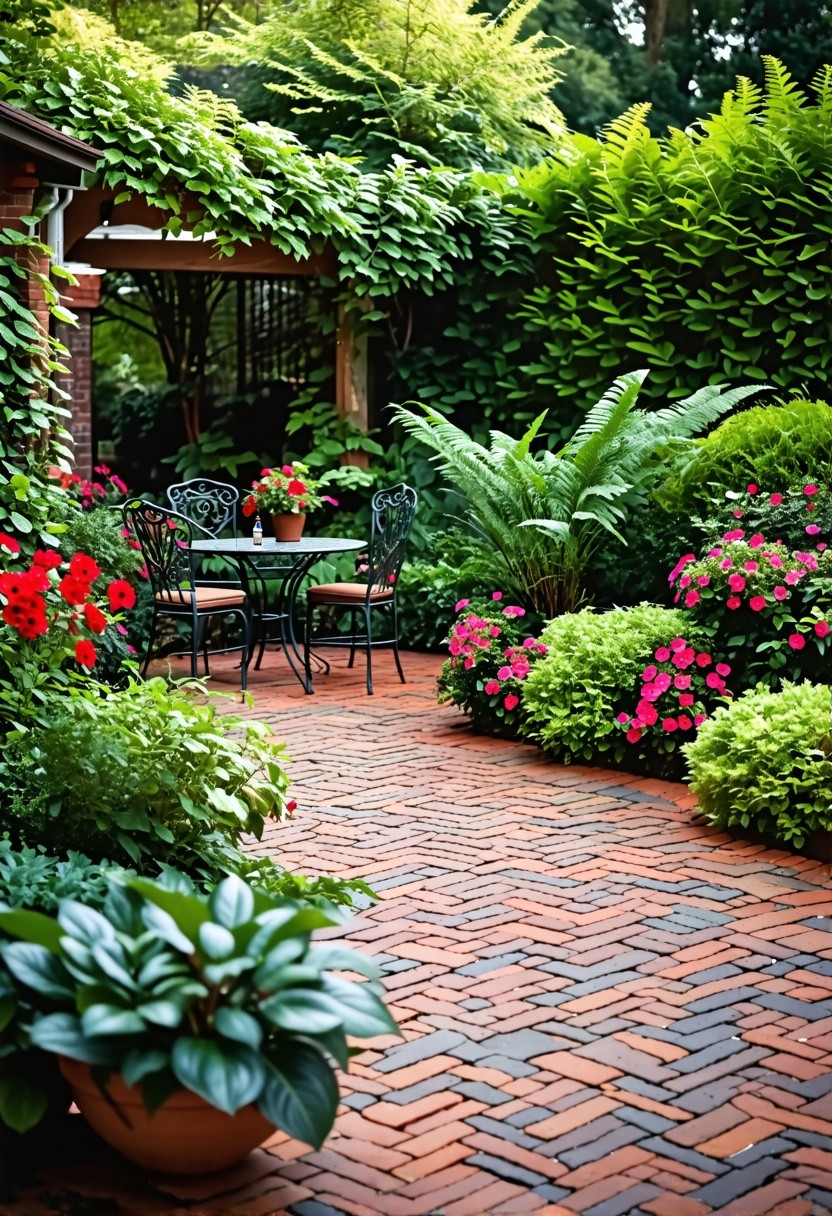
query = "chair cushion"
xmin=308 ymin=582 xmax=393 ymax=604
xmin=155 ymin=586 xmax=246 ymax=610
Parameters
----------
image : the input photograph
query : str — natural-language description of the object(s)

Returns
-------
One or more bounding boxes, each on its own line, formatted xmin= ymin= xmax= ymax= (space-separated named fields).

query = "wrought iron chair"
xmin=123 ymin=499 xmax=252 ymax=690
xmin=304 ymin=484 xmax=417 ymax=695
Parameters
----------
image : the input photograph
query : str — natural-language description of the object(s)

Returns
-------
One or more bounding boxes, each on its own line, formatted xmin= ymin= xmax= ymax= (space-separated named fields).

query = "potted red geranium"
xmin=242 ymin=462 xmax=337 ymax=541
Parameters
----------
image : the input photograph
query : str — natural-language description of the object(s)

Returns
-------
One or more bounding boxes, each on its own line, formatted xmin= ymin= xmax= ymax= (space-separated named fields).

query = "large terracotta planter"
xmin=271 ymin=512 xmax=306 ymax=542
xmin=58 ymin=1057 xmax=273 ymax=1175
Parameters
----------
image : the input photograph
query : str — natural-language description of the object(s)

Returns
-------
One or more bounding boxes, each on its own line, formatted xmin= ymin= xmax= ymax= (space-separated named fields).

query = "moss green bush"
xmin=521 ymin=603 xmax=706 ymax=770
xmin=657 ymin=399 xmax=832 ymax=513
xmin=685 ymin=681 xmax=832 ymax=848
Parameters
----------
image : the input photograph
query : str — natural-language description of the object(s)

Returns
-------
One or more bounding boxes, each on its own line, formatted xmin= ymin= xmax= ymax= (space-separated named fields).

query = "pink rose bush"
xmin=614 ymin=638 xmax=732 ymax=761
xmin=438 ymin=593 xmax=546 ymax=735
xmin=669 ymin=525 xmax=832 ymax=688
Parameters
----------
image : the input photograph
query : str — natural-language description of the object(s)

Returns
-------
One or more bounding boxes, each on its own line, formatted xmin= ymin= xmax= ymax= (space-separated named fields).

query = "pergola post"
xmin=335 ymin=301 xmax=369 ymax=466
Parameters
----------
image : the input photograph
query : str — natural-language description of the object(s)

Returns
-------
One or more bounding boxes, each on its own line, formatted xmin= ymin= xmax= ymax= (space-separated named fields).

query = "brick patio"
xmin=11 ymin=651 xmax=832 ymax=1216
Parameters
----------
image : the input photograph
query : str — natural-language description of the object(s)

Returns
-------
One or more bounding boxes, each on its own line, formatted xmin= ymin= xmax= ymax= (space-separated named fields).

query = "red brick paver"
xmin=10 ymin=652 xmax=832 ymax=1215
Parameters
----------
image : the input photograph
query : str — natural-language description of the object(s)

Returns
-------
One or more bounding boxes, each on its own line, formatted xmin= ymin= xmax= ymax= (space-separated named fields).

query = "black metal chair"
xmin=166 ymin=479 xmax=239 ymax=537
xmin=304 ymin=484 xmax=417 ymax=695
xmin=123 ymin=499 xmax=252 ymax=690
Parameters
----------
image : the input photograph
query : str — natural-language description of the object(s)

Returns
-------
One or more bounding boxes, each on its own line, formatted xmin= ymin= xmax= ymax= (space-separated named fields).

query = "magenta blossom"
xmin=497 ymin=665 xmax=512 ymax=680
xmin=455 ymin=599 xmax=470 ymax=612
xmin=504 ymin=694 xmax=519 ymax=711
xmin=484 ymin=680 xmax=500 ymax=695
xmin=491 ymin=591 xmax=503 ymax=601
xmin=502 ymin=605 xmax=526 ymax=618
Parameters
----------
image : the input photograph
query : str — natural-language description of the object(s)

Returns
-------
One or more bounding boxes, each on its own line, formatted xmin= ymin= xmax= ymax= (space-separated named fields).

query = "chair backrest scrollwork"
xmin=122 ymin=500 xmax=198 ymax=605
xmin=368 ymin=484 xmax=418 ymax=594
xmin=167 ymin=479 xmax=239 ymax=538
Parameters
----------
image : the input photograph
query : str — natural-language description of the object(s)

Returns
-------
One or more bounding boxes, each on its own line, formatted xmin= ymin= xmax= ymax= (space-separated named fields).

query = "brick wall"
xmin=0 ymin=157 xmax=51 ymax=350
xmin=55 ymin=312 xmax=93 ymax=478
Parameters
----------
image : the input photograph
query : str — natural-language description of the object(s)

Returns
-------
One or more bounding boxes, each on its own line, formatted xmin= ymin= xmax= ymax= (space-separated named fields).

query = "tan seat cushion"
xmin=155 ymin=586 xmax=246 ymax=610
xmin=308 ymin=581 xmax=393 ymax=604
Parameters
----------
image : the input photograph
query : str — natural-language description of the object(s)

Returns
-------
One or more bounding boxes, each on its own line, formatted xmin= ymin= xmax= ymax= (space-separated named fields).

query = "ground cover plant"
xmin=685 ymin=681 xmax=832 ymax=849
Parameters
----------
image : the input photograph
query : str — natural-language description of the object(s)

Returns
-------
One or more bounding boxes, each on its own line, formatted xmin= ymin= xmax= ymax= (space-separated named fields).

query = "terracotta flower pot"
xmin=271 ymin=512 xmax=306 ymax=542
xmin=58 ymin=1057 xmax=273 ymax=1175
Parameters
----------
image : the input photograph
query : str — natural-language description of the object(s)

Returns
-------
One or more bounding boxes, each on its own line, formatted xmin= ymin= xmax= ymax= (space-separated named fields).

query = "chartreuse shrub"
xmin=685 ymin=682 xmax=832 ymax=849
xmin=657 ymin=400 xmax=832 ymax=515
xmin=521 ymin=604 xmax=719 ymax=774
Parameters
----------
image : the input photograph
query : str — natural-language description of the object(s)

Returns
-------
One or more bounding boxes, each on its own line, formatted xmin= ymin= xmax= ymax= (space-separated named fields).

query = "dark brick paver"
xmin=11 ymin=651 xmax=832 ymax=1215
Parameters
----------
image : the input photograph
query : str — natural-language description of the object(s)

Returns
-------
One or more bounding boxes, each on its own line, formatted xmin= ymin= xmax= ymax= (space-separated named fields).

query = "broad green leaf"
xmin=171 ymin=1038 xmax=265 ymax=1115
xmin=257 ymin=1044 xmax=338 ymax=1149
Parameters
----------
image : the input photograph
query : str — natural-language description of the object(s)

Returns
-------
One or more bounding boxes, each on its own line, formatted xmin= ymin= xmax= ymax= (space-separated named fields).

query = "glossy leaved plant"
xmin=0 ymin=874 xmax=397 ymax=1146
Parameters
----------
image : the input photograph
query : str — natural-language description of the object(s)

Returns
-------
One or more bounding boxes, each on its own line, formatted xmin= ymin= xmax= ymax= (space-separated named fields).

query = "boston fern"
xmin=393 ymin=372 xmax=760 ymax=616
xmin=0 ymin=875 xmax=396 ymax=1145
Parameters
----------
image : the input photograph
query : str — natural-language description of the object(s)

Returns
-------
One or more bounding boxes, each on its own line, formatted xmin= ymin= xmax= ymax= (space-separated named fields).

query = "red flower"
xmin=484 ymin=680 xmax=500 ymax=695
xmin=626 ymin=726 xmax=642 ymax=744
xmin=83 ymin=602 xmax=107 ymax=634
xmin=769 ymin=493 xmax=783 ymax=506
xmin=728 ymin=573 xmax=746 ymax=592
xmin=107 ymin=580 xmax=136 ymax=611
xmin=32 ymin=549 xmax=62 ymax=569
xmin=726 ymin=596 xmax=741 ymax=610
xmin=747 ymin=483 xmax=758 ymax=494
xmin=504 ymin=694 xmax=519 ymax=711
xmin=69 ymin=553 xmax=101 ymax=583
xmin=287 ymin=479 xmax=307 ymax=498
xmin=58 ymin=574 xmax=90 ymax=605
xmin=677 ymin=715 xmax=693 ymax=730
xmin=788 ymin=633 xmax=806 ymax=650
xmin=695 ymin=653 xmax=712 ymax=666
xmin=678 ymin=693 xmax=695 ymax=707
xmin=749 ymin=595 xmax=767 ymax=612
xmin=242 ymin=495 xmax=258 ymax=518
xmin=805 ymin=484 xmax=819 ymax=496
xmin=0 ymin=532 xmax=21 ymax=554
xmin=662 ymin=718 xmax=678 ymax=732
xmin=75 ymin=639 xmax=97 ymax=669
xmin=815 ymin=621 xmax=831 ymax=639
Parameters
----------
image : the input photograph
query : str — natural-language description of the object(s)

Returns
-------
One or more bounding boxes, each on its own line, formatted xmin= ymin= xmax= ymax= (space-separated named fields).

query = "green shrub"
xmin=396 ymin=533 xmax=498 ymax=651
xmin=0 ymin=839 xmax=120 ymax=914
xmin=657 ymin=400 xmax=832 ymax=514
xmin=0 ymin=676 xmax=290 ymax=879
xmin=521 ymin=604 xmax=709 ymax=771
xmin=685 ymin=681 xmax=832 ymax=848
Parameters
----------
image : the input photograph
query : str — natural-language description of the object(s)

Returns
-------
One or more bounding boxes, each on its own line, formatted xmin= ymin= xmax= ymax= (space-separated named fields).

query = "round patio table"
xmin=189 ymin=535 xmax=363 ymax=692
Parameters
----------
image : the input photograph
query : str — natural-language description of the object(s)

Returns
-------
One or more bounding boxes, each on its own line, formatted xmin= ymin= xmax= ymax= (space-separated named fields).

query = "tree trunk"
xmin=644 ymin=0 xmax=669 ymax=66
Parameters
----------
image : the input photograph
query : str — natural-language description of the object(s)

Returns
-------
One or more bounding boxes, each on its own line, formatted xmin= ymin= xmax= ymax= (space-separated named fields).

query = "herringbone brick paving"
xmin=12 ymin=651 xmax=832 ymax=1216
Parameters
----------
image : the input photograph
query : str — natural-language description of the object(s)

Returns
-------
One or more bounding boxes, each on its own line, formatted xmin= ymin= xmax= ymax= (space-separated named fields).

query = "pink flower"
xmin=490 ymin=626 xmax=500 ymax=637
xmin=642 ymin=665 xmax=657 ymax=681
xmin=733 ymin=509 xmax=744 ymax=519
xmin=773 ymin=585 xmax=788 ymax=601
xmin=640 ymin=683 xmax=659 ymax=702
xmin=674 ymin=674 xmax=691 ymax=690
xmin=484 ymin=680 xmax=500 ymax=695
xmin=785 ymin=571 xmax=801 ymax=586
xmin=281 ymin=464 xmax=294 ymax=476
xmin=678 ymin=693 xmax=695 ymax=707
xmin=449 ymin=637 xmax=464 ymax=656
xmin=669 ymin=638 xmax=687 ymax=652
xmin=497 ymin=666 xmax=512 ymax=680
xmin=492 ymin=591 xmax=503 ymax=601
xmin=715 ymin=663 xmax=731 ymax=677
xmin=697 ymin=575 xmax=710 ymax=586
xmin=455 ymin=599 xmax=470 ymax=612
xmin=637 ymin=701 xmax=659 ymax=726
xmin=768 ymin=554 xmax=783 ymax=568
xmin=720 ymin=557 xmax=734 ymax=570
xmin=749 ymin=533 xmax=766 ymax=549
xmin=654 ymin=647 xmax=671 ymax=662
xmin=706 ymin=672 xmax=725 ymax=689
xmin=749 ymin=595 xmax=767 ymax=612
xmin=684 ymin=590 xmax=700 ymax=607
xmin=662 ymin=718 xmax=678 ymax=732
xmin=626 ymin=727 xmax=642 ymax=744
xmin=726 ymin=596 xmax=741 ymax=609
xmin=616 ymin=712 xmax=630 ymax=724
xmin=672 ymin=647 xmax=695 ymax=669
xmin=522 ymin=636 xmax=536 ymax=648
xmin=728 ymin=574 xmax=746 ymax=592
xmin=805 ymin=484 xmax=819 ymax=496
xmin=463 ymin=657 xmax=474 ymax=670
xmin=820 ymin=543 xmax=829 ymax=551
xmin=806 ymin=524 xmax=821 ymax=536
xmin=694 ymin=713 xmax=707 ymax=727
xmin=653 ymin=672 xmax=672 ymax=693
xmin=679 ymin=575 xmax=692 ymax=588
xmin=747 ymin=483 xmax=758 ymax=494
xmin=708 ymin=548 xmax=723 ymax=558
xmin=815 ymin=621 xmax=831 ymax=639
xmin=744 ymin=561 xmax=758 ymax=572
xmin=504 ymin=694 xmax=519 ymax=711
xmin=723 ymin=529 xmax=745 ymax=542
xmin=502 ymin=605 xmax=526 ymax=618
xmin=695 ymin=653 xmax=712 ymax=667
xmin=788 ymin=633 xmax=806 ymax=650
xmin=677 ymin=715 xmax=693 ymax=730
xmin=770 ymin=493 xmax=783 ymax=506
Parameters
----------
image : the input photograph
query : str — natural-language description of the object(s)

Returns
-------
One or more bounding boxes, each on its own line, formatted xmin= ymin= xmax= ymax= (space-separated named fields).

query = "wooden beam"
xmin=68 ymin=236 xmax=336 ymax=277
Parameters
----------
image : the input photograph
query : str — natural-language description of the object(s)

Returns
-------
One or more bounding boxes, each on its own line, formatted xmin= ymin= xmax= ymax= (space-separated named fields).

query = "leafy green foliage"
xmin=189 ymin=0 xmax=566 ymax=171
xmin=685 ymin=680 xmax=832 ymax=848
xmin=656 ymin=400 xmax=832 ymax=514
xmin=0 ymin=676 xmax=291 ymax=877
xmin=394 ymin=373 xmax=758 ymax=616
xmin=513 ymin=63 xmax=832 ymax=421
xmin=521 ymin=603 xmax=702 ymax=767
xmin=0 ymin=873 xmax=397 ymax=1141
xmin=0 ymin=840 xmax=119 ymax=915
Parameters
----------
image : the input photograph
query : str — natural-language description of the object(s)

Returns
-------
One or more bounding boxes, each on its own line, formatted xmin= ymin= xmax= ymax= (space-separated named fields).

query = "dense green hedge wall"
xmin=499 ymin=61 xmax=832 ymax=427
